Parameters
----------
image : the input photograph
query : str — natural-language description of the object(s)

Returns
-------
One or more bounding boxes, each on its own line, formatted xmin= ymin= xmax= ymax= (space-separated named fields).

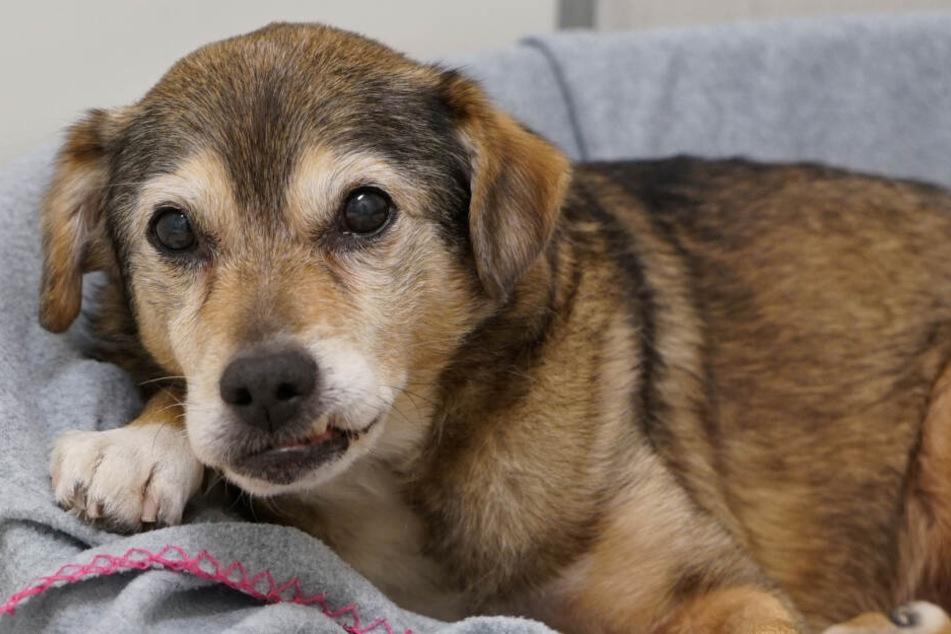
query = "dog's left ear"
xmin=440 ymin=71 xmax=571 ymax=299
xmin=39 ymin=108 xmax=128 ymax=333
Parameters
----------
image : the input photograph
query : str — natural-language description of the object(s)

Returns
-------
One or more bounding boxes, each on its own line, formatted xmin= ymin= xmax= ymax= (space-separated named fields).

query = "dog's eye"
xmin=342 ymin=188 xmax=392 ymax=235
xmin=151 ymin=207 xmax=196 ymax=252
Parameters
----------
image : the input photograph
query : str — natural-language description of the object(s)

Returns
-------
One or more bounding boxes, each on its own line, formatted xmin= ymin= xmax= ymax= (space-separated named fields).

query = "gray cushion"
xmin=461 ymin=12 xmax=951 ymax=187
xmin=447 ymin=44 xmax=583 ymax=159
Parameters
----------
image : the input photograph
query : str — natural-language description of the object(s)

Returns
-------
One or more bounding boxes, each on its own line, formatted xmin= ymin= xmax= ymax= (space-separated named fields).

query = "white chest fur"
xmin=280 ymin=459 xmax=469 ymax=621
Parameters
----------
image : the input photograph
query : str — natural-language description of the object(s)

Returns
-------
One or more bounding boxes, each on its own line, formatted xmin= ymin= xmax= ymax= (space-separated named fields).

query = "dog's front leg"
xmin=50 ymin=387 xmax=203 ymax=532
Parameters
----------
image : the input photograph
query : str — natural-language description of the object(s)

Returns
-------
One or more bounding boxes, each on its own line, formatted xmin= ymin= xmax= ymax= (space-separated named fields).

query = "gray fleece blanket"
xmin=4 ymin=12 xmax=951 ymax=633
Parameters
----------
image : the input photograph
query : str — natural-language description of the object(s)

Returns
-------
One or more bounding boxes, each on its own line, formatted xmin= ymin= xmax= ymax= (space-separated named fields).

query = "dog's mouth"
xmin=230 ymin=418 xmax=379 ymax=485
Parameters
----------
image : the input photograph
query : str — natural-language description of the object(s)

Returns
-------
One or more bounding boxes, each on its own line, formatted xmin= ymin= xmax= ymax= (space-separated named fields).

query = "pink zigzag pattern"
xmin=0 ymin=544 xmax=415 ymax=634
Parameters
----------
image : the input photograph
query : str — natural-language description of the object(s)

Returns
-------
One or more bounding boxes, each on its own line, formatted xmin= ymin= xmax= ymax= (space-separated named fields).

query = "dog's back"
xmin=577 ymin=158 xmax=951 ymax=623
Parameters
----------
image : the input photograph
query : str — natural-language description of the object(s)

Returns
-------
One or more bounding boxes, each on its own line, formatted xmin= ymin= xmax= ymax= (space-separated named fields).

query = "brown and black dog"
xmin=38 ymin=22 xmax=951 ymax=634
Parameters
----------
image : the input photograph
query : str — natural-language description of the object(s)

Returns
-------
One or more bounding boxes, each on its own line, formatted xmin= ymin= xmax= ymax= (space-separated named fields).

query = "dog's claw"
xmin=69 ymin=482 xmax=88 ymax=511
xmin=141 ymin=495 xmax=159 ymax=524
xmin=85 ymin=499 xmax=105 ymax=519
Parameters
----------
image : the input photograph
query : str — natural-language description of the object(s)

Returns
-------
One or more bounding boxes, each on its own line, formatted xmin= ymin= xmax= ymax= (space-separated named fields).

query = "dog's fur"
xmin=39 ymin=23 xmax=951 ymax=634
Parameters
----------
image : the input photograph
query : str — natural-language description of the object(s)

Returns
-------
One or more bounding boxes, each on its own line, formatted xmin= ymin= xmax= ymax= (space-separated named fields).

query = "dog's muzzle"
xmin=217 ymin=342 xmax=378 ymax=485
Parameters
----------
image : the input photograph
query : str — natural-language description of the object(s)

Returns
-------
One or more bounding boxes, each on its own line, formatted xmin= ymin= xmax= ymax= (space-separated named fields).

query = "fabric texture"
xmin=521 ymin=12 xmax=951 ymax=185
xmin=2 ymin=12 xmax=951 ymax=632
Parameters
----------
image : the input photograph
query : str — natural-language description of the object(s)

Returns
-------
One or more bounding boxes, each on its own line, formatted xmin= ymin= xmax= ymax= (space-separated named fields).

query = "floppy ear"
xmin=442 ymin=72 xmax=571 ymax=299
xmin=39 ymin=109 xmax=125 ymax=332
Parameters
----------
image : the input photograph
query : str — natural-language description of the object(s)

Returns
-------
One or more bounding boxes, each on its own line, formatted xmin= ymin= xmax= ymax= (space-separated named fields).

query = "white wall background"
xmin=596 ymin=0 xmax=951 ymax=30
xmin=0 ymin=1 xmax=557 ymax=168
xmin=4 ymin=1 xmax=951 ymax=168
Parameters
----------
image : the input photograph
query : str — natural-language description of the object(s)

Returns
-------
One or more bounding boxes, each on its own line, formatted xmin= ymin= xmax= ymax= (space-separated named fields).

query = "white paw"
xmin=890 ymin=602 xmax=951 ymax=634
xmin=823 ymin=602 xmax=951 ymax=634
xmin=50 ymin=425 xmax=203 ymax=532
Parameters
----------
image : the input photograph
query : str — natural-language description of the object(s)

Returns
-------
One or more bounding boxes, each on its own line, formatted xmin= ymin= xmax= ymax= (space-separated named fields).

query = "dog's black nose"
xmin=219 ymin=347 xmax=318 ymax=432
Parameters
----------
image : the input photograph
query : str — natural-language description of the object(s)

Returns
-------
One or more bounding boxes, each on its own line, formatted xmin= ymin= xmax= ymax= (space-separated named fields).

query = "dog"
xmin=38 ymin=22 xmax=951 ymax=634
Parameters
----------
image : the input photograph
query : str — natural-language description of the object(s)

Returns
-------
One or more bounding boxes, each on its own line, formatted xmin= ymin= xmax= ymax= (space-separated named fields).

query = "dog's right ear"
xmin=39 ymin=109 xmax=127 ymax=333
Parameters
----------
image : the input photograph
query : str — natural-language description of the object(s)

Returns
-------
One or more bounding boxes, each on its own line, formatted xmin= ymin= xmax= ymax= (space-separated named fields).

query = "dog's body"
xmin=38 ymin=23 xmax=951 ymax=634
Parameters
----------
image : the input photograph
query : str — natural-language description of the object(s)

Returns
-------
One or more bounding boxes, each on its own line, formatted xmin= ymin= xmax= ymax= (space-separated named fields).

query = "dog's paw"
xmin=50 ymin=425 xmax=204 ymax=532
xmin=823 ymin=602 xmax=951 ymax=634
xmin=889 ymin=603 xmax=951 ymax=634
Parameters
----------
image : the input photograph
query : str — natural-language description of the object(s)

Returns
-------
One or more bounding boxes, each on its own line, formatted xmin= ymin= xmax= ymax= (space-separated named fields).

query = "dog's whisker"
xmin=154 ymin=403 xmax=185 ymax=416
xmin=137 ymin=375 xmax=187 ymax=387
xmin=202 ymin=469 xmax=225 ymax=495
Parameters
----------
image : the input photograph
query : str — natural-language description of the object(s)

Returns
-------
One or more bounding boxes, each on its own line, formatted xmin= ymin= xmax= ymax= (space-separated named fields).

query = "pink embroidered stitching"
xmin=0 ymin=545 xmax=414 ymax=634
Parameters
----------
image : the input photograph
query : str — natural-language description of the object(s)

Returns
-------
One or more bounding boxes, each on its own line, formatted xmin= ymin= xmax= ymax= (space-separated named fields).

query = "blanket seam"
xmin=0 ymin=544 xmax=415 ymax=634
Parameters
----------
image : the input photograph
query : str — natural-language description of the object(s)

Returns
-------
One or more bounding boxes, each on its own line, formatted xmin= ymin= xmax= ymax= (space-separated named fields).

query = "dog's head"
xmin=38 ymin=23 xmax=570 ymax=495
